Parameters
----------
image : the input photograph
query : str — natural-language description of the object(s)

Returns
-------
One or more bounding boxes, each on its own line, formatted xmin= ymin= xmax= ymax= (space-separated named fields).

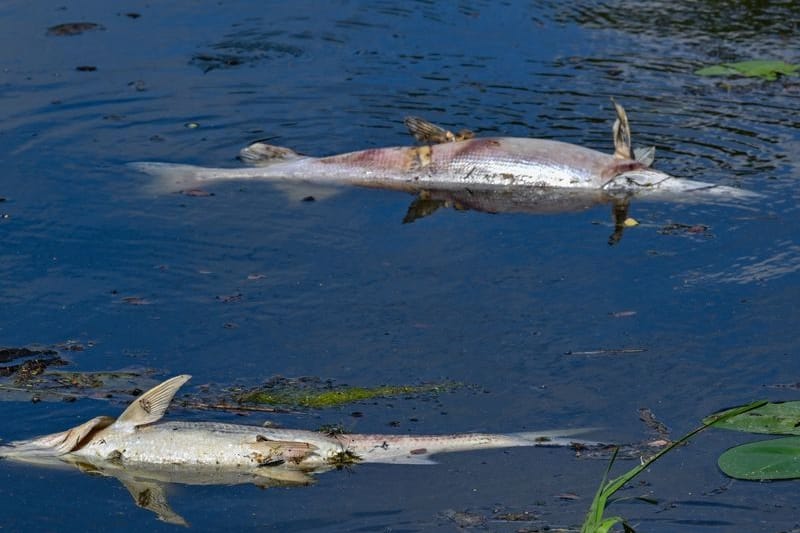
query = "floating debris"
xmin=441 ymin=509 xmax=487 ymax=528
xmin=46 ymin=22 xmax=104 ymax=36
xmin=0 ymin=366 xmax=154 ymax=404
xmin=0 ymin=346 xmax=67 ymax=385
xmin=639 ymin=407 xmax=671 ymax=443
xmin=128 ymin=80 xmax=147 ymax=91
xmin=191 ymin=53 xmax=243 ymax=72
xmin=659 ymin=222 xmax=712 ymax=237
xmin=216 ymin=292 xmax=242 ymax=303
xmin=0 ymin=343 xmax=153 ymax=403
xmin=0 ymin=347 xmax=57 ymax=363
xmin=564 ymin=348 xmax=647 ymax=356
xmin=181 ymin=188 xmax=214 ymax=197
xmin=119 ymin=296 xmax=151 ymax=305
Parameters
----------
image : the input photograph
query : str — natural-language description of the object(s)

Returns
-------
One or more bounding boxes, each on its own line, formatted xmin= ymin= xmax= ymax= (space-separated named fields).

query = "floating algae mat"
xmin=235 ymin=376 xmax=458 ymax=409
xmin=0 ymin=369 xmax=156 ymax=403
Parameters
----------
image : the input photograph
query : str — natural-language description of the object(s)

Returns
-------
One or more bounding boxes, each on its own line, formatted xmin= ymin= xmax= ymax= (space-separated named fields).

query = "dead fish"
xmin=0 ymin=375 xmax=596 ymax=525
xmin=131 ymin=101 xmax=759 ymax=203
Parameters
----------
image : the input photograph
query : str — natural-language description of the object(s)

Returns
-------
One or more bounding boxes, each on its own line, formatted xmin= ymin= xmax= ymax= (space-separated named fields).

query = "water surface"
xmin=1 ymin=1 xmax=798 ymax=531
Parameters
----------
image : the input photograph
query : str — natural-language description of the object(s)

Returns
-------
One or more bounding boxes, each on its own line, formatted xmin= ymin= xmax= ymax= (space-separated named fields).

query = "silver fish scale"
xmin=429 ymin=138 xmax=611 ymax=188
xmin=75 ymin=422 xmax=343 ymax=467
xmin=439 ymin=155 xmax=595 ymax=188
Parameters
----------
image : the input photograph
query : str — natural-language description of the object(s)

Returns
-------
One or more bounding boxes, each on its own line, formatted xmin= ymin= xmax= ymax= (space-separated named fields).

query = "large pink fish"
xmin=132 ymin=102 xmax=758 ymax=204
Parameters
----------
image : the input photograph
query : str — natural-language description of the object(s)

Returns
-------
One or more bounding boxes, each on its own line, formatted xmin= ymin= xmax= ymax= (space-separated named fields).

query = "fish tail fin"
xmin=130 ymin=162 xmax=221 ymax=194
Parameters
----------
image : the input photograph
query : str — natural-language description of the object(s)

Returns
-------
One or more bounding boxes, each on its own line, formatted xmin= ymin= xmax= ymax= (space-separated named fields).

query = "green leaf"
xmin=695 ymin=60 xmax=800 ymax=81
xmin=719 ymin=436 xmax=800 ymax=480
xmin=595 ymin=517 xmax=624 ymax=533
xmin=704 ymin=401 xmax=800 ymax=435
xmin=695 ymin=65 xmax=739 ymax=77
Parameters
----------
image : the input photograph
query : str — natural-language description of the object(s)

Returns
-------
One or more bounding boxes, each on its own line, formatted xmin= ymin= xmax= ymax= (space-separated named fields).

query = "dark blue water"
xmin=1 ymin=1 xmax=799 ymax=531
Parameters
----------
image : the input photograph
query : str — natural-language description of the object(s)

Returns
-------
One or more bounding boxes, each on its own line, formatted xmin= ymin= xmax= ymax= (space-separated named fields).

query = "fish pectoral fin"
xmin=9 ymin=416 xmax=115 ymax=456
xmin=611 ymin=99 xmax=633 ymax=160
xmin=404 ymin=116 xmax=452 ymax=144
xmin=53 ymin=416 xmax=116 ymax=455
xmin=114 ymin=375 xmax=191 ymax=430
xmin=251 ymin=438 xmax=317 ymax=465
xmin=404 ymin=116 xmax=475 ymax=144
xmin=239 ymin=141 xmax=301 ymax=165
xmin=119 ymin=478 xmax=188 ymax=527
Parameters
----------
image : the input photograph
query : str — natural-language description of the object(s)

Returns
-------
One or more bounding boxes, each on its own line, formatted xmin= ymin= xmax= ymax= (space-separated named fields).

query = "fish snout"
xmin=602 ymin=169 xmax=673 ymax=193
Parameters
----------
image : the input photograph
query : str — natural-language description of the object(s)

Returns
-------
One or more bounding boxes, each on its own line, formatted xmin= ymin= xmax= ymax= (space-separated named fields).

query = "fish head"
xmin=602 ymin=168 xmax=761 ymax=201
xmin=603 ymin=168 xmax=682 ymax=194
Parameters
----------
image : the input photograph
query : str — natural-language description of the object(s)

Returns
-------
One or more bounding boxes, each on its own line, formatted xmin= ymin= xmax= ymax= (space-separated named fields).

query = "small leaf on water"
xmin=719 ymin=436 xmax=800 ymax=480
xmin=705 ymin=401 xmax=800 ymax=435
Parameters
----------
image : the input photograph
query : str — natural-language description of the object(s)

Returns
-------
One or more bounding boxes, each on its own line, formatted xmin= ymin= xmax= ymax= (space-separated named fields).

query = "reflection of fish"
xmin=132 ymin=101 xmax=759 ymax=204
xmin=0 ymin=375 xmax=595 ymax=525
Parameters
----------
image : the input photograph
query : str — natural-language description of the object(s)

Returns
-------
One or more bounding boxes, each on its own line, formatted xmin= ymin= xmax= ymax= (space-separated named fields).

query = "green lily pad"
xmin=704 ymin=401 xmax=800 ymax=435
xmin=719 ymin=436 xmax=800 ymax=480
xmin=695 ymin=60 xmax=800 ymax=81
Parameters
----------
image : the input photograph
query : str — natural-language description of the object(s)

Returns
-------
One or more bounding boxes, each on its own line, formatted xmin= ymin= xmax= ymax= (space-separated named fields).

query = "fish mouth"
xmin=602 ymin=169 xmax=684 ymax=193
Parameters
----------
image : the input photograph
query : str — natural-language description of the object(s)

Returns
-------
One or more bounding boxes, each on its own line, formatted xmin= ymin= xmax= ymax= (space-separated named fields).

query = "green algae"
xmin=237 ymin=378 xmax=455 ymax=409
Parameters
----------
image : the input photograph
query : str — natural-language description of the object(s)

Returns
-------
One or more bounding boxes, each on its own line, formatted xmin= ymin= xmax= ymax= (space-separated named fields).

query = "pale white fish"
xmin=0 ymin=375 xmax=598 ymax=525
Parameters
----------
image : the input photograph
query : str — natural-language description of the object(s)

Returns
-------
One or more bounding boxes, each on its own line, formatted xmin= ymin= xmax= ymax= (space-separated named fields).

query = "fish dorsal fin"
xmin=114 ymin=375 xmax=191 ymax=431
xmin=404 ymin=116 xmax=474 ymax=144
xmin=239 ymin=141 xmax=301 ymax=166
xmin=611 ymin=99 xmax=633 ymax=160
